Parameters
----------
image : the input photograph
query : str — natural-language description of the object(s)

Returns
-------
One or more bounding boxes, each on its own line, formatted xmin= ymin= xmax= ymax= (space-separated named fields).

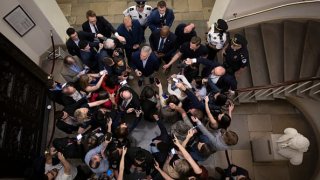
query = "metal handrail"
xmin=227 ymin=0 xmax=320 ymax=22
xmin=236 ymin=77 xmax=320 ymax=93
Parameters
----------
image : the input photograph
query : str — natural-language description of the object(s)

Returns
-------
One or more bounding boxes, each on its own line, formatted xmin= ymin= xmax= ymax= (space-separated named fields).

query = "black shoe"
xmin=149 ymin=77 xmax=154 ymax=84
xmin=138 ymin=80 xmax=143 ymax=87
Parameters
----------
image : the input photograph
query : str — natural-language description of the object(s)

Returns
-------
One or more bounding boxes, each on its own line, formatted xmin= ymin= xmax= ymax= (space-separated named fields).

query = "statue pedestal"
xmin=251 ymin=133 xmax=287 ymax=162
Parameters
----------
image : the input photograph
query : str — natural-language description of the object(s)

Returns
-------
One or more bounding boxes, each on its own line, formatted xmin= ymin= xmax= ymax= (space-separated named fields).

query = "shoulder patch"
xmin=146 ymin=7 xmax=151 ymax=10
xmin=242 ymin=58 xmax=247 ymax=64
xmin=129 ymin=7 xmax=134 ymax=11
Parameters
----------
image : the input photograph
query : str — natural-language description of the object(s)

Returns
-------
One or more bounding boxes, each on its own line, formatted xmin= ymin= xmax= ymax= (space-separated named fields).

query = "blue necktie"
xmin=158 ymin=37 xmax=164 ymax=51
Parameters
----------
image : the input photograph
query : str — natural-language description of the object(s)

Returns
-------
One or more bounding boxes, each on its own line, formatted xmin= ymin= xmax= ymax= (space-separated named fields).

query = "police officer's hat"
xmin=135 ymin=0 xmax=146 ymax=5
xmin=215 ymin=19 xmax=228 ymax=31
xmin=232 ymin=34 xmax=247 ymax=46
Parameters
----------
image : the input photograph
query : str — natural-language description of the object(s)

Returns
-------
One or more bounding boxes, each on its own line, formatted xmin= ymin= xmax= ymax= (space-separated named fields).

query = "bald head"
xmin=121 ymin=90 xmax=132 ymax=100
xmin=160 ymin=26 xmax=170 ymax=38
xmin=123 ymin=16 xmax=132 ymax=28
xmin=212 ymin=66 xmax=226 ymax=76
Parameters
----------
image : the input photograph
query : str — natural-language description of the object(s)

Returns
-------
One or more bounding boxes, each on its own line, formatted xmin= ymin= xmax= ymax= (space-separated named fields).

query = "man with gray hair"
xmin=131 ymin=45 xmax=160 ymax=86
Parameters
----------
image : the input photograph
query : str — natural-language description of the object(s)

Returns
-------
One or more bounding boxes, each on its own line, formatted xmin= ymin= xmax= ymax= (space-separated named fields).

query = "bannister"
xmin=236 ymin=77 xmax=320 ymax=92
xmin=226 ymin=0 xmax=320 ymax=22
xmin=233 ymin=77 xmax=320 ymax=102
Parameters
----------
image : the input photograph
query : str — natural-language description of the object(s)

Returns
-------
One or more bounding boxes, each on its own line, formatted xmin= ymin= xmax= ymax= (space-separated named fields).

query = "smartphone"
xmin=76 ymin=134 xmax=82 ymax=141
xmin=120 ymin=80 xmax=127 ymax=85
xmin=106 ymin=169 xmax=113 ymax=176
xmin=155 ymin=78 xmax=160 ymax=84
xmin=172 ymin=78 xmax=179 ymax=83
xmin=171 ymin=148 xmax=176 ymax=155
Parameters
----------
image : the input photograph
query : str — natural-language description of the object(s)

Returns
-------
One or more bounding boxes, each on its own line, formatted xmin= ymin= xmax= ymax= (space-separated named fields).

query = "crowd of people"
xmin=44 ymin=0 xmax=251 ymax=179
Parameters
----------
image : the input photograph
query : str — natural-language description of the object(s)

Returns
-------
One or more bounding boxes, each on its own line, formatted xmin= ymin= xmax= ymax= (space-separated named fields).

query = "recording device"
xmin=155 ymin=78 xmax=160 ymax=84
xmin=120 ymin=79 xmax=127 ymax=86
xmin=171 ymin=78 xmax=179 ymax=91
xmin=106 ymin=169 xmax=113 ymax=176
xmin=76 ymin=134 xmax=83 ymax=141
xmin=170 ymin=148 xmax=176 ymax=155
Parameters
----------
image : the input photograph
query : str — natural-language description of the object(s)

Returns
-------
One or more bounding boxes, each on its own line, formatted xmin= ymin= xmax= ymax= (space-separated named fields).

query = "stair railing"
xmin=227 ymin=0 xmax=320 ymax=22
xmin=233 ymin=77 xmax=320 ymax=102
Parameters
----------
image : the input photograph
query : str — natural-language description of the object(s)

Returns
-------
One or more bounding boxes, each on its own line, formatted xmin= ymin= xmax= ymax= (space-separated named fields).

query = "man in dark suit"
xmin=82 ymin=10 xmax=126 ymax=42
xmin=117 ymin=16 xmax=144 ymax=65
xmin=185 ymin=57 xmax=237 ymax=94
xmin=66 ymin=27 xmax=102 ymax=58
xmin=147 ymin=0 xmax=175 ymax=32
xmin=131 ymin=45 xmax=160 ymax=86
xmin=149 ymin=26 xmax=177 ymax=64
xmin=118 ymin=86 xmax=141 ymax=113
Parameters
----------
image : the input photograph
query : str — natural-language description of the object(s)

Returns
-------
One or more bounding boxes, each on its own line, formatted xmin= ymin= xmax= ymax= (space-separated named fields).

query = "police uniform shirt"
xmin=123 ymin=5 xmax=152 ymax=26
xmin=207 ymin=30 xmax=227 ymax=49
xmin=224 ymin=45 xmax=249 ymax=72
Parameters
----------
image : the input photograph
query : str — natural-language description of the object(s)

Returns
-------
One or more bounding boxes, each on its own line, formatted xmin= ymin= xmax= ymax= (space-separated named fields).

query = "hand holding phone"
xmin=170 ymin=148 xmax=176 ymax=155
xmin=155 ymin=78 xmax=160 ymax=85
xmin=76 ymin=134 xmax=82 ymax=141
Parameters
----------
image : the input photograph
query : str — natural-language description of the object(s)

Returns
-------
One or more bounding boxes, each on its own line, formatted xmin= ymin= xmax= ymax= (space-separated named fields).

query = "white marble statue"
xmin=276 ymin=128 xmax=310 ymax=165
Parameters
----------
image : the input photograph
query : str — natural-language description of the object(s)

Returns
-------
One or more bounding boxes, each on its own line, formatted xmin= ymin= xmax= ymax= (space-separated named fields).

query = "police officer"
xmin=123 ymin=0 xmax=152 ymax=31
xmin=222 ymin=34 xmax=249 ymax=75
xmin=206 ymin=19 xmax=229 ymax=60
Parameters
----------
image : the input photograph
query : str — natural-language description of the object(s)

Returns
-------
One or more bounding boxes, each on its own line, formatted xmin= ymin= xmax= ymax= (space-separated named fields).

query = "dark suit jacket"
xmin=118 ymin=86 xmax=141 ymax=111
xmin=147 ymin=8 xmax=175 ymax=32
xmin=117 ymin=20 xmax=144 ymax=51
xmin=195 ymin=57 xmax=237 ymax=93
xmin=216 ymin=74 xmax=237 ymax=93
xmin=131 ymin=50 xmax=160 ymax=77
xmin=149 ymin=30 xmax=177 ymax=59
xmin=66 ymin=31 xmax=96 ymax=58
xmin=82 ymin=16 xmax=116 ymax=38
xmin=61 ymin=56 xmax=84 ymax=82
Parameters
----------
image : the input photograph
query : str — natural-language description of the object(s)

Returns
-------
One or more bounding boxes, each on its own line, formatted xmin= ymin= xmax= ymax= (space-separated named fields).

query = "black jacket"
xmin=82 ymin=16 xmax=116 ymax=38
xmin=66 ymin=31 xmax=96 ymax=58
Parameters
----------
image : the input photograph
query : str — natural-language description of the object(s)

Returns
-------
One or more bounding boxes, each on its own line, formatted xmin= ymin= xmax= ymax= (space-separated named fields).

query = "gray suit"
xmin=61 ymin=56 xmax=84 ymax=82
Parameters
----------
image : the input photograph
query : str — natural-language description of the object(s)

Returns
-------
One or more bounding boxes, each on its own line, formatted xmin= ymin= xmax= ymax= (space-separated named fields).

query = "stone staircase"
xmin=229 ymin=19 xmax=320 ymax=103
xmin=228 ymin=19 xmax=320 ymax=180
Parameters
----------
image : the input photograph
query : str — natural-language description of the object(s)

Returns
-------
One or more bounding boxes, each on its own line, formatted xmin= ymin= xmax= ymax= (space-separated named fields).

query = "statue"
xmin=276 ymin=128 xmax=310 ymax=165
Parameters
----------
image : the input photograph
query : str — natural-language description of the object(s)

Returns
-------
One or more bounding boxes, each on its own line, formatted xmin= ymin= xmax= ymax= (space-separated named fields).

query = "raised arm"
xmin=88 ymin=98 xmax=109 ymax=107
xmin=154 ymin=161 xmax=174 ymax=180
xmin=117 ymin=146 xmax=127 ymax=180
xmin=85 ymin=73 xmax=107 ymax=92
xmin=191 ymin=117 xmax=219 ymax=151
xmin=156 ymin=82 xmax=166 ymax=107
xmin=85 ymin=144 xmax=103 ymax=165
xmin=176 ymin=75 xmax=192 ymax=89
xmin=182 ymin=129 xmax=196 ymax=148
xmin=205 ymin=96 xmax=218 ymax=129
xmin=173 ymin=135 xmax=202 ymax=175
xmin=163 ymin=51 xmax=182 ymax=69
xmin=58 ymin=152 xmax=71 ymax=175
